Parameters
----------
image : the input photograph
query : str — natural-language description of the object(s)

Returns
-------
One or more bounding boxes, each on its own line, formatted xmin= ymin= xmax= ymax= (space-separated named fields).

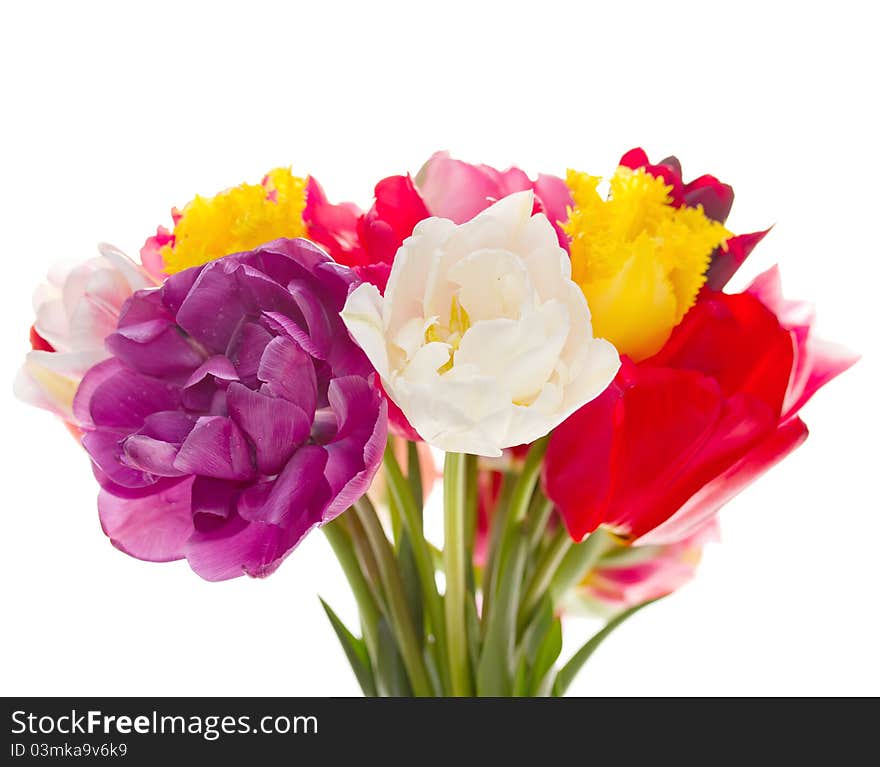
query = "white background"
xmin=1 ymin=1 xmax=877 ymax=696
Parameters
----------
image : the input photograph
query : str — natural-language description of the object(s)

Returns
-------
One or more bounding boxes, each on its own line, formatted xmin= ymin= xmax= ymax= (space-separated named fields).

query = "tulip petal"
xmin=638 ymin=417 xmax=809 ymax=545
xmin=82 ymin=363 xmax=180 ymax=430
xmin=255 ymin=335 xmax=318 ymax=416
xmin=174 ymin=415 xmax=255 ymax=481
xmin=704 ymin=229 xmax=770 ymax=291
xmin=227 ymin=381 xmax=311 ymax=475
xmin=98 ymin=477 xmax=195 ymax=562
xmin=185 ymin=514 xmax=297 ymax=581
xmin=235 ymin=444 xmax=330 ymax=529
xmin=322 ymin=377 xmax=388 ymax=520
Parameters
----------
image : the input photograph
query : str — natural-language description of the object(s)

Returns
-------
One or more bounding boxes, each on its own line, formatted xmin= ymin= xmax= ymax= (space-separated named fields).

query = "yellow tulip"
xmin=161 ymin=167 xmax=307 ymax=274
xmin=565 ymin=166 xmax=731 ymax=361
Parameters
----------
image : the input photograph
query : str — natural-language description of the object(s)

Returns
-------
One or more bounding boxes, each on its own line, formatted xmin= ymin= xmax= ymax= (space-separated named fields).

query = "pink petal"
xmin=99 ymin=477 xmax=195 ymax=563
xmin=416 ymin=151 xmax=507 ymax=223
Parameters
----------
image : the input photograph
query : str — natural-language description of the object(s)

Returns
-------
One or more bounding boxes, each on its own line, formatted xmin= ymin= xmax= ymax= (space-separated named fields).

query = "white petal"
xmin=449 ymin=248 xmax=535 ymax=322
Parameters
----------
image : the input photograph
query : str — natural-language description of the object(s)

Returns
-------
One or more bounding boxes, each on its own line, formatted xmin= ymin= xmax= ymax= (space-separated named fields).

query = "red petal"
xmin=303 ymin=176 xmax=366 ymax=266
xmin=359 ymin=175 xmax=430 ymax=265
xmin=545 ymin=362 xmax=727 ymax=541
xmin=647 ymin=291 xmax=795 ymax=417
xmin=683 ymin=174 xmax=734 ymax=223
xmin=639 ymin=417 xmax=809 ymax=545
xmin=704 ymin=228 xmax=770 ymax=291
xmin=29 ymin=324 xmax=54 ymax=352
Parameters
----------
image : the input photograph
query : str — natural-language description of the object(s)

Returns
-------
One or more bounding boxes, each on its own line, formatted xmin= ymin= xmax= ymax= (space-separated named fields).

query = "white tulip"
xmin=341 ymin=191 xmax=620 ymax=457
xmin=14 ymin=243 xmax=156 ymax=423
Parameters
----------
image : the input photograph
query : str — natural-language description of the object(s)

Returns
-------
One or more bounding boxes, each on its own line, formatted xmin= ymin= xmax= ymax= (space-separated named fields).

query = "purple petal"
xmin=83 ymin=429 xmax=155 ymax=488
xmin=226 ymin=382 xmax=311 ymax=475
xmin=254 ymin=238 xmax=333 ymax=287
xmin=86 ymin=366 xmax=180 ymax=430
xmin=118 ymin=289 xmax=174 ymax=327
xmin=160 ymin=265 xmax=203 ymax=315
xmin=106 ymin=318 xmax=204 ymax=379
xmin=184 ymin=514 xmax=296 ymax=581
xmin=237 ymin=444 xmax=330 ymax=526
xmin=175 ymin=259 xmax=249 ymax=353
xmin=191 ymin=476 xmax=239 ymax=530
xmin=227 ymin=321 xmax=274 ymax=386
xmin=321 ymin=376 xmax=388 ymax=521
xmin=122 ymin=434 xmax=186 ymax=477
xmin=99 ymin=477 xmax=194 ymax=563
xmin=234 ymin=262 xmax=299 ymax=316
xmin=262 ymin=310 xmax=326 ymax=361
xmin=73 ymin=358 xmax=125 ymax=429
xmin=138 ymin=410 xmax=198 ymax=443
xmin=256 ymin=335 xmax=318 ymax=415
xmin=174 ymin=415 xmax=256 ymax=481
xmin=180 ymin=355 xmax=240 ymax=412
xmin=184 ymin=355 xmax=239 ymax=389
xmin=286 ymin=279 xmax=334 ymax=358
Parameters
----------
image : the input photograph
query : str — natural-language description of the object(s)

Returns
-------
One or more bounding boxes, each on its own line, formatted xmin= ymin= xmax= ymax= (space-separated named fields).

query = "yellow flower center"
xmin=425 ymin=295 xmax=471 ymax=373
xmin=565 ymin=166 xmax=731 ymax=361
xmin=160 ymin=168 xmax=307 ymax=274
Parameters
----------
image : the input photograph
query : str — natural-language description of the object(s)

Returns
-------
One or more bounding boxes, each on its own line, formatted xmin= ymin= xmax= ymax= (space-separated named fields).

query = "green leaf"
xmin=398 ymin=531 xmax=424 ymax=646
xmin=423 ymin=639 xmax=444 ymax=696
xmin=528 ymin=617 xmax=562 ymax=696
xmin=376 ymin=617 xmax=412 ymax=697
xmin=550 ymin=528 xmax=617 ymax=602
xmin=552 ymin=597 xmax=662 ymax=696
xmin=466 ymin=594 xmax=482 ymax=676
xmin=383 ymin=444 xmax=445 ymax=663
xmin=521 ymin=597 xmax=554 ymax=659
xmin=477 ymin=526 xmax=528 ymax=696
xmin=406 ymin=440 xmax=423 ymax=516
xmin=480 ymin=471 xmax=512 ymax=617
xmin=512 ymin=653 xmax=529 ymax=697
xmin=320 ymin=598 xmax=377 ymax=697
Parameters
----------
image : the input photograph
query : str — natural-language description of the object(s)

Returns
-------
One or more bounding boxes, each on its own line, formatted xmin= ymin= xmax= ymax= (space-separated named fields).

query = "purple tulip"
xmin=73 ymin=238 xmax=387 ymax=581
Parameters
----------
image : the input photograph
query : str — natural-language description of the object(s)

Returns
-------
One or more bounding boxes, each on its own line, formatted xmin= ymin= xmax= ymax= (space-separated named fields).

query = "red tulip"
xmin=543 ymin=267 xmax=857 ymax=545
xmin=304 ymin=174 xmax=428 ymax=294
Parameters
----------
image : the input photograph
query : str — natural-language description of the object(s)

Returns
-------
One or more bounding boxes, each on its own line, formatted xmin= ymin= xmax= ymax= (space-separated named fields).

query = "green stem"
xmin=517 ymin=526 xmax=572 ymax=632
xmin=406 ymin=440 xmax=424 ymax=516
xmin=345 ymin=510 xmax=386 ymax=610
xmin=444 ymin=451 xmax=472 ymax=696
xmin=507 ymin=438 xmax=548 ymax=529
xmin=525 ymin=495 xmax=555 ymax=552
xmin=383 ymin=444 xmax=445 ymax=648
xmin=486 ymin=438 xmax=548 ymax=615
xmin=480 ymin=471 xmax=512 ymax=626
xmin=323 ymin=517 xmax=381 ymax=659
xmin=550 ymin=528 xmax=617 ymax=601
xmin=352 ymin=497 xmax=433 ymax=697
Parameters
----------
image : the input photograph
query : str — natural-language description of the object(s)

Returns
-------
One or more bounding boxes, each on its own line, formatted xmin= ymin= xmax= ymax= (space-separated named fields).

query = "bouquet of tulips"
xmin=16 ymin=149 xmax=856 ymax=696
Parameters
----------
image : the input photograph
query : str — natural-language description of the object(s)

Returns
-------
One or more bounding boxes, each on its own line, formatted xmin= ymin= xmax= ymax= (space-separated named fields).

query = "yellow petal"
xmin=565 ymin=165 xmax=731 ymax=361
xmin=161 ymin=168 xmax=307 ymax=274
